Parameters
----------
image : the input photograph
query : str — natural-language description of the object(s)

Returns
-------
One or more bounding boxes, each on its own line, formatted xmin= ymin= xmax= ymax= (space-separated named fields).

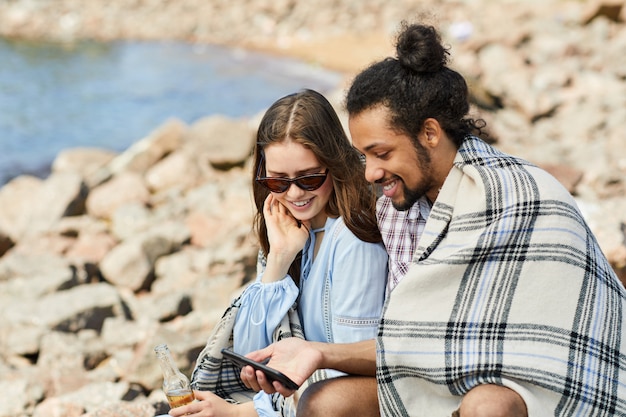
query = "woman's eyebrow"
xmin=266 ymin=166 xmax=325 ymax=176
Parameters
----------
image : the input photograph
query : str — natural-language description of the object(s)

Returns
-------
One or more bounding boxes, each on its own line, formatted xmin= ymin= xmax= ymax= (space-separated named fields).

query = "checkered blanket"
xmin=377 ymin=137 xmax=626 ymax=416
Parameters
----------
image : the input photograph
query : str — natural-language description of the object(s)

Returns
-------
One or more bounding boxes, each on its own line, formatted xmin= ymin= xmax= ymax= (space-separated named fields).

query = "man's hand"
xmin=241 ymin=338 xmax=323 ymax=396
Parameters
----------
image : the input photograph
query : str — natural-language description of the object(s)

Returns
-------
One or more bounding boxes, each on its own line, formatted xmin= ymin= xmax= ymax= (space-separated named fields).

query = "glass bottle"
xmin=154 ymin=343 xmax=195 ymax=408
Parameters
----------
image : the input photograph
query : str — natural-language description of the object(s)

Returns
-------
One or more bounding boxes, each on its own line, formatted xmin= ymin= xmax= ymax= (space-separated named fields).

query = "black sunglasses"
xmin=256 ymin=157 xmax=329 ymax=193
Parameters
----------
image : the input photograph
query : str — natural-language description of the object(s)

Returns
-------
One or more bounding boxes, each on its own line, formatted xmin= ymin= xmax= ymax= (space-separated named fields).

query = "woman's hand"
xmin=262 ymin=194 xmax=310 ymax=282
xmin=167 ymin=390 xmax=255 ymax=417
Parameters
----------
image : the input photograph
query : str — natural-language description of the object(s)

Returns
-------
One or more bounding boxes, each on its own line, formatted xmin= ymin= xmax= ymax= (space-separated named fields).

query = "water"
xmin=0 ymin=38 xmax=343 ymax=185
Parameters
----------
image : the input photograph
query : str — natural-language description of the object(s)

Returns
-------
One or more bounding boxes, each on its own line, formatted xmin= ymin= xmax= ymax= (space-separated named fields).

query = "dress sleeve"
xmin=233 ymin=274 xmax=299 ymax=355
xmin=328 ymin=230 xmax=388 ymax=343
xmin=252 ymin=391 xmax=278 ymax=417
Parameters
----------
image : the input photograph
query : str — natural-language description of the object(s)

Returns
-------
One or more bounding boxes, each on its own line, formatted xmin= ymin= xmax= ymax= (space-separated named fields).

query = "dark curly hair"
xmin=346 ymin=22 xmax=485 ymax=147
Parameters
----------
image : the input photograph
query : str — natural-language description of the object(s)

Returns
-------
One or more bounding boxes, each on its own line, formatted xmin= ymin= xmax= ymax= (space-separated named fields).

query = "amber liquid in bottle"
xmin=154 ymin=344 xmax=195 ymax=409
xmin=166 ymin=388 xmax=195 ymax=408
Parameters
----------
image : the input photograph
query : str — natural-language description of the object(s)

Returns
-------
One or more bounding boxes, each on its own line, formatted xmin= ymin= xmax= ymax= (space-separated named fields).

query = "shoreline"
xmin=0 ymin=0 xmax=400 ymax=77
xmin=0 ymin=36 xmax=347 ymax=187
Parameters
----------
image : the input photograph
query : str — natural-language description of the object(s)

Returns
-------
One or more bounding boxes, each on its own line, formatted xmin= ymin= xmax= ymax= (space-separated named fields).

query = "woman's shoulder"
xmin=324 ymin=216 xmax=347 ymax=239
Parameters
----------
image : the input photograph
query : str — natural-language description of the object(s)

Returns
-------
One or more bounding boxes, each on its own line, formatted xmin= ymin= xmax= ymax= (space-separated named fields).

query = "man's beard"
xmin=391 ymin=180 xmax=429 ymax=211
xmin=391 ymin=144 xmax=432 ymax=211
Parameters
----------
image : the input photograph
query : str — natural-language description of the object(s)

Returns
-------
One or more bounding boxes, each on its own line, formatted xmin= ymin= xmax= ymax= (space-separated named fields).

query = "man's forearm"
xmin=315 ymin=339 xmax=377 ymax=376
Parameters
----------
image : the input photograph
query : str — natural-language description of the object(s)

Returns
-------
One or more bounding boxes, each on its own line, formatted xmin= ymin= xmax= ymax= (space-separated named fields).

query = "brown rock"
xmin=186 ymin=115 xmax=255 ymax=170
xmin=106 ymin=119 xmax=187 ymax=178
xmin=52 ymin=147 xmax=117 ymax=188
xmin=65 ymin=232 xmax=117 ymax=263
xmin=607 ymin=241 xmax=626 ymax=288
xmin=583 ymin=0 xmax=624 ymax=24
xmin=33 ymin=398 xmax=85 ymax=417
xmin=0 ymin=230 xmax=14 ymax=258
xmin=541 ymin=163 xmax=584 ymax=195
xmin=80 ymin=402 xmax=156 ymax=417
xmin=145 ymin=150 xmax=200 ymax=193
xmin=0 ymin=173 xmax=87 ymax=241
xmin=86 ymin=172 xmax=150 ymax=220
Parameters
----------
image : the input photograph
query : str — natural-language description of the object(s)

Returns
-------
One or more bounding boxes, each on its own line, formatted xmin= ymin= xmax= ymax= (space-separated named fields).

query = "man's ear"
xmin=420 ymin=118 xmax=444 ymax=148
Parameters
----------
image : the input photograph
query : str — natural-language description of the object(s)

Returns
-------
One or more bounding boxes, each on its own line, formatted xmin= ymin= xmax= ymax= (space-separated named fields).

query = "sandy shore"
xmin=241 ymin=30 xmax=395 ymax=76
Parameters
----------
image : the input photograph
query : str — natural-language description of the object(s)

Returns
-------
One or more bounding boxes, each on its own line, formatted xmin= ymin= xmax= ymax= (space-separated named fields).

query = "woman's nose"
xmin=286 ymin=182 xmax=306 ymax=197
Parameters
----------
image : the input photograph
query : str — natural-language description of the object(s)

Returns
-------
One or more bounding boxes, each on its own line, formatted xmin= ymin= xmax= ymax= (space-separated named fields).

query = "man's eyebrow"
xmin=362 ymin=142 xmax=384 ymax=152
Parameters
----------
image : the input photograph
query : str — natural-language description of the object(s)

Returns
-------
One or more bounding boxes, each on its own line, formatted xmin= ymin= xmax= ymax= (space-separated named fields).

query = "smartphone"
xmin=221 ymin=348 xmax=300 ymax=391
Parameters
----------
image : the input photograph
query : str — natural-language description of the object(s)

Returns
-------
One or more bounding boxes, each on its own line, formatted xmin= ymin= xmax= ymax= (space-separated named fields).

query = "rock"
xmin=5 ymin=282 xmax=125 ymax=332
xmin=37 ymin=331 xmax=94 ymax=397
xmin=0 ymin=375 xmax=42 ymax=417
xmin=583 ymin=0 xmax=624 ymax=23
xmin=80 ymin=401 xmax=156 ymax=417
xmin=64 ymin=231 xmax=118 ymax=264
xmin=49 ymin=381 xmax=131 ymax=414
xmin=86 ymin=172 xmax=150 ymax=220
xmin=110 ymin=202 xmax=153 ymax=241
xmin=0 ymin=230 xmax=14 ymax=257
xmin=608 ymin=244 xmax=626 ymax=287
xmin=186 ymin=115 xmax=255 ymax=170
xmin=97 ymin=118 xmax=187 ymax=182
xmin=0 ymin=251 xmax=74 ymax=288
xmin=32 ymin=398 xmax=85 ymax=417
xmin=145 ymin=150 xmax=200 ymax=193
xmin=0 ymin=282 xmax=124 ymax=359
xmin=0 ymin=257 xmax=78 ymax=301
xmin=100 ymin=316 xmax=159 ymax=351
xmin=151 ymin=247 xmax=206 ymax=297
xmin=100 ymin=221 xmax=190 ymax=291
xmin=52 ymin=147 xmax=118 ymax=188
xmin=540 ymin=164 xmax=584 ymax=195
xmin=0 ymin=172 xmax=87 ymax=241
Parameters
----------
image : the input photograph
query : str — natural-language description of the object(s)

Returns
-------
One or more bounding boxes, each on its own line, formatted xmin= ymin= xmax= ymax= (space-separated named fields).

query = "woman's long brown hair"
xmin=252 ymin=89 xmax=381 ymax=281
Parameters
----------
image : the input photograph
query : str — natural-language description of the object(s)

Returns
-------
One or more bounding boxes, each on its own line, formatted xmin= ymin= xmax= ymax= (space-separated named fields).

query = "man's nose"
xmin=364 ymin=159 xmax=384 ymax=184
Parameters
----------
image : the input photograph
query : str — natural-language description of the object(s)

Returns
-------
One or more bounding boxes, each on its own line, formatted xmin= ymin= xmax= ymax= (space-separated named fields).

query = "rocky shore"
xmin=1 ymin=1 xmax=625 ymax=416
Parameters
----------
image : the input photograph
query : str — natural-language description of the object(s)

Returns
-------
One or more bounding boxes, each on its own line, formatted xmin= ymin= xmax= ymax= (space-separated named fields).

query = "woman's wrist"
xmin=262 ymin=252 xmax=294 ymax=282
xmin=234 ymin=400 xmax=257 ymax=417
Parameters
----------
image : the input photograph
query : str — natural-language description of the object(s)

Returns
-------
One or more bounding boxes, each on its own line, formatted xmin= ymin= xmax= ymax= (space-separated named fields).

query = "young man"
xmin=241 ymin=23 xmax=626 ymax=417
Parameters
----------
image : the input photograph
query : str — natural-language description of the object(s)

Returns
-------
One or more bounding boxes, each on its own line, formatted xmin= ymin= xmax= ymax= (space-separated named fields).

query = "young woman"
xmin=169 ymin=89 xmax=388 ymax=417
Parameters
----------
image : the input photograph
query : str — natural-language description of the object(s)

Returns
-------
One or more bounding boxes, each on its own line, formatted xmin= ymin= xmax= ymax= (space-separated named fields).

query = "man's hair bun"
xmin=395 ymin=23 xmax=449 ymax=74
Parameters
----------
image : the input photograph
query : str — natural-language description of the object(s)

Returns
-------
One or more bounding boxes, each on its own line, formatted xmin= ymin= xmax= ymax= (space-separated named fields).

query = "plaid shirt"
xmin=376 ymin=195 xmax=431 ymax=294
